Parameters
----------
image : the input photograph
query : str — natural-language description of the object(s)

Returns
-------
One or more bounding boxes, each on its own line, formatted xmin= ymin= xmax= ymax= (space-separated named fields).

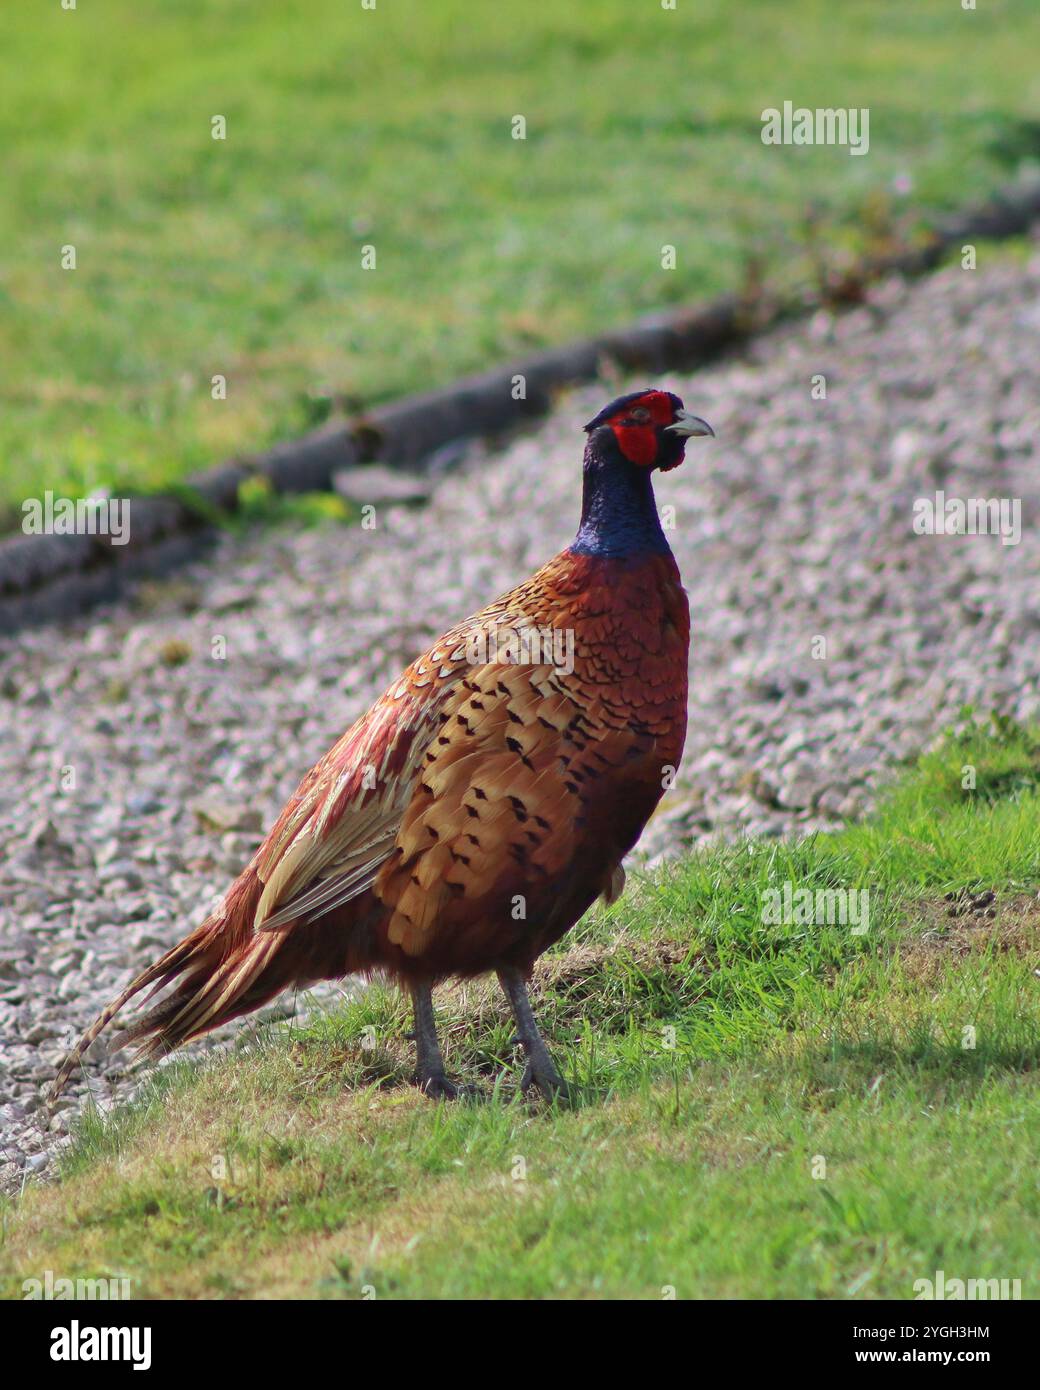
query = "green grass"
xmin=2 ymin=711 xmax=1039 ymax=1299
xmin=4 ymin=0 xmax=1040 ymax=523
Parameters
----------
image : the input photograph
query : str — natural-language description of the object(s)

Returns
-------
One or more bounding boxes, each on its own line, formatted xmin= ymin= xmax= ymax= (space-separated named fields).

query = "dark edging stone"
xmin=3 ymin=178 xmax=1039 ymax=636
xmin=252 ymin=423 xmax=360 ymax=494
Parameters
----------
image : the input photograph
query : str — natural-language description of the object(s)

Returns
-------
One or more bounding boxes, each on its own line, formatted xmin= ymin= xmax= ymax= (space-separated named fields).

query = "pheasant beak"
xmin=666 ymin=410 xmax=715 ymax=438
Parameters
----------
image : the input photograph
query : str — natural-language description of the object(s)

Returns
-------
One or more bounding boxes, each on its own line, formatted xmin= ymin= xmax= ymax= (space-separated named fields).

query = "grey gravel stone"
xmin=333 ymin=464 xmax=431 ymax=507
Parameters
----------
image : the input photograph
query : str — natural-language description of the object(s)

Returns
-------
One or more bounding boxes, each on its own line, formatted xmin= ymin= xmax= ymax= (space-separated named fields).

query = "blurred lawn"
xmin=3 ymin=0 xmax=1040 ymax=519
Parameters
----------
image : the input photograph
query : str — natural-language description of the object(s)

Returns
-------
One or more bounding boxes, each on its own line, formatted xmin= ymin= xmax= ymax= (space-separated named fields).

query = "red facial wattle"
xmin=610 ymin=422 xmax=659 ymax=466
xmin=606 ymin=389 xmax=684 ymax=468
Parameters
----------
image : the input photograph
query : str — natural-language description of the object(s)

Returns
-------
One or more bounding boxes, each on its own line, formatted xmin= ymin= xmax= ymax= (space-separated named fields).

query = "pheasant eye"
xmin=624 ymin=407 xmax=652 ymax=425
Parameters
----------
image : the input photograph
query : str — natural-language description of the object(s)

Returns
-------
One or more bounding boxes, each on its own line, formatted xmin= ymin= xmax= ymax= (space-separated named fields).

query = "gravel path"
xmin=3 ymin=256 xmax=1039 ymax=1188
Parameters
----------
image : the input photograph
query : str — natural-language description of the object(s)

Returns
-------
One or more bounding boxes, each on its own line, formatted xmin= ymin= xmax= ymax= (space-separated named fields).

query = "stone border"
xmin=3 ymin=179 xmax=1039 ymax=636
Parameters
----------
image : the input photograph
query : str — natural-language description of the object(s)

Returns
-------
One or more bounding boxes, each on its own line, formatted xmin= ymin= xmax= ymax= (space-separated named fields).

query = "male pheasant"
xmin=52 ymin=389 xmax=713 ymax=1101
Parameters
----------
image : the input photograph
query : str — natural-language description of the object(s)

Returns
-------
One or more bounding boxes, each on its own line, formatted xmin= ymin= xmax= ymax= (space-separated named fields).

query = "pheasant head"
xmin=583 ymin=387 xmax=713 ymax=472
xmin=573 ymin=388 xmax=714 ymax=558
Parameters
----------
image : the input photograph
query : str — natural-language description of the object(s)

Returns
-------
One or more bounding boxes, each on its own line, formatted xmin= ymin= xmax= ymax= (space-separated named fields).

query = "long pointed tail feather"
xmin=49 ymin=868 xmax=266 ymax=1101
xmin=48 ymin=930 xmax=207 ymax=1101
xmin=49 ymin=870 xmax=377 ymax=1102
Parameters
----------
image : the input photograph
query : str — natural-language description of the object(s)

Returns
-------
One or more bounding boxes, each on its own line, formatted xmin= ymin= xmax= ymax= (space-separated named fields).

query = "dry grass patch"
xmin=902 ymin=891 xmax=1040 ymax=985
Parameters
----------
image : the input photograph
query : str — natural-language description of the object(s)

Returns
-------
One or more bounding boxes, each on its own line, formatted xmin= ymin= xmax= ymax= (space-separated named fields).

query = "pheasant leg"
xmin=498 ymin=967 xmax=569 ymax=1100
xmin=410 ymin=984 xmax=458 ymax=1100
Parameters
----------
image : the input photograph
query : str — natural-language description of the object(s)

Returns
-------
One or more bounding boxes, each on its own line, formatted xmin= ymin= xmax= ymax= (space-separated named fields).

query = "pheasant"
xmin=52 ymin=389 xmax=713 ymax=1102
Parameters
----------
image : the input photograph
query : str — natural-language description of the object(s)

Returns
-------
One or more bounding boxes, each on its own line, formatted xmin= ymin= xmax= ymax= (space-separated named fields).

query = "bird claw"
xmin=416 ymin=1071 xmax=459 ymax=1100
xmin=520 ymin=1060 xmax=571 ymax=1103
xmin=415 ymin=1071 xmax=480 ymax=1102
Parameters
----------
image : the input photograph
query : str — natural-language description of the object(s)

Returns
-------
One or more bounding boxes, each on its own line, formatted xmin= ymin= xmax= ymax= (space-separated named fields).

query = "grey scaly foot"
xmin=418 ymin=1071 xmax=460 ymax=1101
xmin=410 ymin=984 xmax=461 ymax=1101
xmin=498 ymin=967 xmax=570 ymax=1102
xmin=520 ymin=1057 xmax=570 ymax=1101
